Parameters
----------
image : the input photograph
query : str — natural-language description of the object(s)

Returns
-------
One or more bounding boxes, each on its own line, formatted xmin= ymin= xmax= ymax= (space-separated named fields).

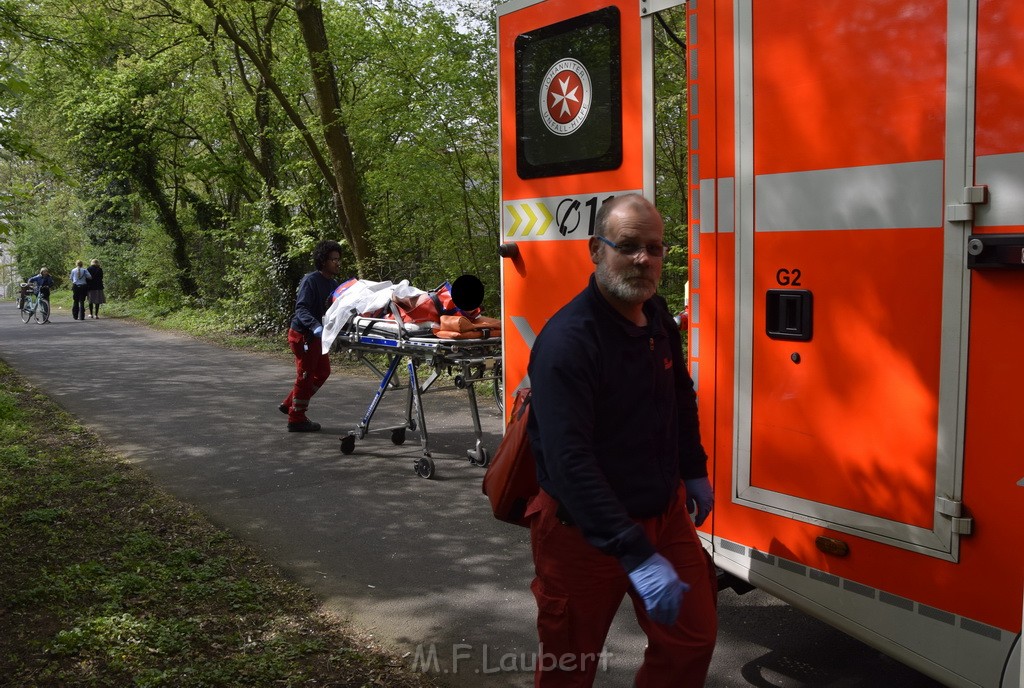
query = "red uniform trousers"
xmin=282 ymin=328 xmax=331 ymax=423
xmin=527 ymin=485 xmax=717 ymax=688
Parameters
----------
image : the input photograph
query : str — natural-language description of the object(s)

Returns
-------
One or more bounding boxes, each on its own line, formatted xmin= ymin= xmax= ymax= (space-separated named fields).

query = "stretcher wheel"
xmin=340 ymin=435 xmax=356 ymax=455
xmin=468 ymin=447 xmax=489 ymax=467
xmin=414 ymin=457 xmax=435 ymax=479
xmin=391 ymin=428 xmax=406 ymax=445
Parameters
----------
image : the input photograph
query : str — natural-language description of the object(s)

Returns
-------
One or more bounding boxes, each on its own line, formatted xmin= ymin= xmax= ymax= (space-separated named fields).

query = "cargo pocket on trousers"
xmin=531 ymin=578 xmax=571 ymax=641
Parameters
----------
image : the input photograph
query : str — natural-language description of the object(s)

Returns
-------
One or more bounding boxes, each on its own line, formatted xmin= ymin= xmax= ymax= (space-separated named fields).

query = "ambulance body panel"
xmin=497 ymin=0 xmax=1023 ymax=685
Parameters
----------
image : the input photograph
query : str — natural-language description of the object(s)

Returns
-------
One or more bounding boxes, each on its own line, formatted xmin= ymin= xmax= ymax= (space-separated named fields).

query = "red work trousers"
xmin=528 ymin=485 xmax=717 ymax=688
xmin=282 ymin=328 xmax=331 ymax=423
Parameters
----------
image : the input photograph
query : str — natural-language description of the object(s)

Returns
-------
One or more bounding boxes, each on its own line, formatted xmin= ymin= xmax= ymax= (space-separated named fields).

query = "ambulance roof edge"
xmin=495 ymin=0 xmax=547 ymax=18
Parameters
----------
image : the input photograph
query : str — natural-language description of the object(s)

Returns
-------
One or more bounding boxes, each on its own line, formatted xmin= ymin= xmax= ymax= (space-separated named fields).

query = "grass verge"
xmin=0 ymin=360 xmax=440 ymax=687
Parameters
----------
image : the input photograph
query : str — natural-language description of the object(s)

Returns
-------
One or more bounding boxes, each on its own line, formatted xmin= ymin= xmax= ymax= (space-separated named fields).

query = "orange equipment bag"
xmin=432 ymin=315 xmax=502 ymax=339
xmin=482 ymin=389 xmax=538 ymax=527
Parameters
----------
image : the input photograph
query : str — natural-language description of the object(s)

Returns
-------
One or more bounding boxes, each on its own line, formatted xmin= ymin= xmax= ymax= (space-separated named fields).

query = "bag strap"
xmin=511 ymin=388 xmax=532 ymax=422
xmin=428 ymin=290 xmax=459 ymax=317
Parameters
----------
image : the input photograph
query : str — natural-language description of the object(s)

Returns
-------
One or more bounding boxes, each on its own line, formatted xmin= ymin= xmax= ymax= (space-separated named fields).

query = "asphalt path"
xmin=0 ymin=304 xmax=944 ymax=687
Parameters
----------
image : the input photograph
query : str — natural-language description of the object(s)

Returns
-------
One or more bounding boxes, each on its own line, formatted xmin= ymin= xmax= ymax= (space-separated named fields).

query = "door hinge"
xmin=946 ymin=185 xmax=988 ymax=223
xmin=936 ymin=496 xmax=973 ymax=535
xmin=640 ymin=0 xmax=686 ymax=15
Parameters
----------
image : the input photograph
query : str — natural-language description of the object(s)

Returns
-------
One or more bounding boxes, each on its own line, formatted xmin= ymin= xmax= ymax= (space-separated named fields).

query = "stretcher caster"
xmin=340 ymin=434 xmax=356 ymax=454
xmin=414 ymin=457 xmax=435 ymax=479
xmin=391 ymin=428 xmax=406 ymax=445
xmin=468 ymin=447 xmax=489 ymax=468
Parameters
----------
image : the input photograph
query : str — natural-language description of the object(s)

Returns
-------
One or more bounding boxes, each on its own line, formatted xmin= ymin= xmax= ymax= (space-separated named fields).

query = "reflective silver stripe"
xmin=495 ymin=0 xmax=545 ymax=17
xmin=690 ymin=292 xmax=699 ymax=325
xmin=501 ymin=189 xmax=641 ymax=241
xmin=975 ymin=152 xmax=1024 ymax=227
xmin=699 ymin=179 xmax=716 ymax=233
xmin=718 ymin=177 xmax=735 ymax=233
xmin=508 ymin=315 xmax=536 ymax=394
xmin=755 ymin=161 xmax=945 ymax=231
xmin=697 ymin=177 xmax=735 ymax=233
xmin=509 ymin=315 xmax=537 ymax=349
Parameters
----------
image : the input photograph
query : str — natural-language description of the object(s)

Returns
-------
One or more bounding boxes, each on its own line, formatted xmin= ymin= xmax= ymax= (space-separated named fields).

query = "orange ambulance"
xmin=497 ymin=1 xmax=1024 ymax=686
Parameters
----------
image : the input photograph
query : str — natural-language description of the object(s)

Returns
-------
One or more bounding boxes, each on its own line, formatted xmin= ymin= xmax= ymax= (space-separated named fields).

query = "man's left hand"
xmin=683 ymin=477 xmax=714 ymax=527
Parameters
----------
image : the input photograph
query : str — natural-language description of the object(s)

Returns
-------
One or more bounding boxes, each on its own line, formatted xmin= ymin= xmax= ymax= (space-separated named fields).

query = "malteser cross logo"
xmin=539 ymin=58 xmax=592 ymax=136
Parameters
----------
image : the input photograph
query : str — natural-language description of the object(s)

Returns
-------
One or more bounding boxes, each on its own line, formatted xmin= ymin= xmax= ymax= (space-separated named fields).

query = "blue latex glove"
xmin=627 ymin=553 xmax=690 ymax=625
xmin=684 ymin=477 xmax=714 ymax=527
xmin=312 ymin=325 xmax=323 ymax=338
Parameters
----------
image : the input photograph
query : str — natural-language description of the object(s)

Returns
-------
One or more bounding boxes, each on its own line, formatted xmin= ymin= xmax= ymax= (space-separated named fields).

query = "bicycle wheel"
xmin=20 ymin=303 xmax=32 ymax=324
xmin=493 ymin=360 xmax=505 ymax=414
xmin=35 ymin=300 xmax=50 ymax=324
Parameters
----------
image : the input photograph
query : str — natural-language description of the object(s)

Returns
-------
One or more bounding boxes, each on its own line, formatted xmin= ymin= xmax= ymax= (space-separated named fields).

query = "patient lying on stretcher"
xmin=319 ymin=276 xmax=501 ymax=353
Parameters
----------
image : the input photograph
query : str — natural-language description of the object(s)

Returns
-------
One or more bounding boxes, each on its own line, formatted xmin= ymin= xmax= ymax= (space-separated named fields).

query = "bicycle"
xmin=16 ymin=282 xmax=30 ymax=311
xmin=20 ymin=286 xmax=50 ymax=324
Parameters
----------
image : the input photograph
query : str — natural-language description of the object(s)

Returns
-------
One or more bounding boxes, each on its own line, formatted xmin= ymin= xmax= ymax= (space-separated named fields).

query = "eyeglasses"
xmin=596 ymin=235 xmax=668 ymax=258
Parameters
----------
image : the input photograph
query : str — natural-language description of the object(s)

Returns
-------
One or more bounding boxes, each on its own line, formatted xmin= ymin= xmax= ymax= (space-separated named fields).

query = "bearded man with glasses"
xmin=524 ymin=194 xmax=717 ymax=687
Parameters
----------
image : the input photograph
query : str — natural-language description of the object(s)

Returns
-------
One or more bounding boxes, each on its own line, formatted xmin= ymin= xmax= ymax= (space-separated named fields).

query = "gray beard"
xmin=595 ymin=260 xmax=657 ymax=304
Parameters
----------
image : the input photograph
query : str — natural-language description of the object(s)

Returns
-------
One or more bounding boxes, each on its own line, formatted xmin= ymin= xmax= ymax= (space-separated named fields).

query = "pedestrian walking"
xmin=87 ymin=259 xmax=106 ymax=318
xmin=70 ymin=260 xmax=91 ymax=320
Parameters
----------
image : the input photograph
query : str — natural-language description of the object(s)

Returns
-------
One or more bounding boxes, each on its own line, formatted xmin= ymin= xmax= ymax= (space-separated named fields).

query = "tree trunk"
xmin=194 ymin=0 xmax=352 ymax=260
xmin=294 ymin=0 xmax=373 ymax=276
xmin=136 ymin=155 xmax=199 ymax=297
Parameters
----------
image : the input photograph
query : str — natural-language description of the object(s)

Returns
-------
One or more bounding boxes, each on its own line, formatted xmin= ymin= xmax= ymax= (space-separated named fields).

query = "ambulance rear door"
xmin=732 ymin=0 xmax=971 ymax=560
xmin=496 ymin=0 xmax=657 ymax=405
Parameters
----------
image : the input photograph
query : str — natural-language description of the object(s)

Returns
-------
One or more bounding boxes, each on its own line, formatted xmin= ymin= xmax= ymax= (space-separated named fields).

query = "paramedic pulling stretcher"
xmin=321 ymin=275 xmax=502 ymax=479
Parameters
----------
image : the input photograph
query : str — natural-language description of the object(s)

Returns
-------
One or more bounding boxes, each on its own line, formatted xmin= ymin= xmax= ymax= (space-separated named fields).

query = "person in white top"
xmin=70 ymin=260 xmax=91 ymax=320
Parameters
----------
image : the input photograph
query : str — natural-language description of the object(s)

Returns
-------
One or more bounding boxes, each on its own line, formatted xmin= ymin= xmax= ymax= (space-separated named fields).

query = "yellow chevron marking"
xmin=507 ymin=205 xmax=523 ymax=237
xmin=505 ymin=201 xmax=555 ymax=238
xmin=536 ymin=202 xmax=552 ymax=236
xmin=522 ymin=204 xmax=538 ymax=236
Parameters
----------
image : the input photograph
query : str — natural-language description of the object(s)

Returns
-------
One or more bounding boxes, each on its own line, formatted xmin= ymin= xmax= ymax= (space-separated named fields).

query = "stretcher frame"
xmin=331 ymin=304 xmax=502 ymax=479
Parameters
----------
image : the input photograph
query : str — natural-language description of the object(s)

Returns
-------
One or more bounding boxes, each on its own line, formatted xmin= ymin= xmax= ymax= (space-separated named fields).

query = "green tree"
xmin=653 ymin=8 xmax=690 ymax=313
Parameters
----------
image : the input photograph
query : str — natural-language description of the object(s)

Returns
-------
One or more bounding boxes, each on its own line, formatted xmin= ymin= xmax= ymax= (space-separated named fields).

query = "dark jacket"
xmin=87 ymin=265 xmax=104 ymax=291
xmin=527 ymin=275 xmax=707 ymax=571
xmin=289 ymin=271 xmax=339 ymax=337
xmin=28 ymin=274 xmax=53 ymax=297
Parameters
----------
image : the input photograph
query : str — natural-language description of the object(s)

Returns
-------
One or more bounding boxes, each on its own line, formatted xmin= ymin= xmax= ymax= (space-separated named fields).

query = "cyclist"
xmin=28 ymin=267 xmax=53 ymax=301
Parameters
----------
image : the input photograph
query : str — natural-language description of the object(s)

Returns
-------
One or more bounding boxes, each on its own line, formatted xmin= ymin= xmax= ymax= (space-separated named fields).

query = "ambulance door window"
xmin=514 ymin=6 xmax=622 ymax=179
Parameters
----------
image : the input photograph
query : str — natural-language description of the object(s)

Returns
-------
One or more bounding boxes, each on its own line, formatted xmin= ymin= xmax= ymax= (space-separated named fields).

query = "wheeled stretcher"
xmin=330 ymin=303 xmax=502 ymax=479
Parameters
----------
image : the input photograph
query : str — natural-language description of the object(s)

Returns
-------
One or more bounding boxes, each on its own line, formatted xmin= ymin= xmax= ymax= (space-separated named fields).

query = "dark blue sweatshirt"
xmin=526 ymin=275 xmax=708 ymax=571
xmin=289 ymin=271 xmax=339 ymax=337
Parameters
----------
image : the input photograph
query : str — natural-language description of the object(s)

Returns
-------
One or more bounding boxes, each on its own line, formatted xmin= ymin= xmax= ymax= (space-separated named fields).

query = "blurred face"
xmin=591 ymin=202 xmax=665 ymax=305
